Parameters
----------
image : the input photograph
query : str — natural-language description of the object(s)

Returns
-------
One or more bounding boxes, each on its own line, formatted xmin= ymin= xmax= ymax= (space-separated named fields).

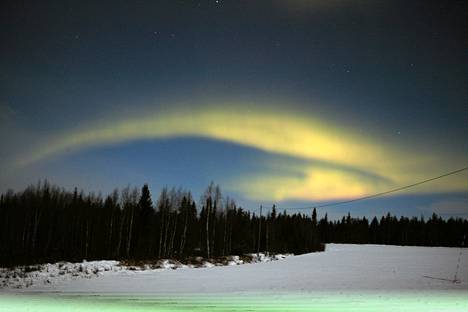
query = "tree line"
xmin=0 ymin=181 xmax=322 ymax=266
xmin=0 ymin=181 xmax=466 ymax=266
xmin=318 ymin=211 xmax=467 ymax=247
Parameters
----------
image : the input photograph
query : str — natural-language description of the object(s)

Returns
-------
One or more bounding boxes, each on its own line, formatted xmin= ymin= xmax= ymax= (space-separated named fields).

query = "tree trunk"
xmin=206 ymin=204 xmax=210 ymax=258
xmin=31 ymin=206 xmax=41 ymax=255
xmin=115 ymin=212 xmax=124 ymax=258
xmin=126 ymin=207 xmax=134 ymax=258
xmin=21 ymin=217 xmax=28 ymax=255
xmin=158 ymin=209 xmax=164 ymax=258
xmin=169 ymin=212 xmax=177 ymax=257
xmin=108 ymin=210 xmax=114 ymax=256
xmin=228 ymin=221 xmax=232 ymax=255
xmin=257 ymin=205 xmax=262 ymax=255
xmin=211 ymin=207 xmax=216 ymax=257
xmin=222 ymin=212 xmax=227 ymax=256
xmin=179 ymin=208 xmax=188 ymax=256
xmin=85 ymin=221 xmax=89 ymax=259
xmin=163 ymin=210 xmax=170 ymax=257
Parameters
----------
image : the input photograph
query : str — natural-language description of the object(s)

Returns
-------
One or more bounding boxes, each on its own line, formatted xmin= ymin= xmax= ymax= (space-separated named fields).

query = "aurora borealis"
xmin=1 ymin=0 xmax=467 ymax=218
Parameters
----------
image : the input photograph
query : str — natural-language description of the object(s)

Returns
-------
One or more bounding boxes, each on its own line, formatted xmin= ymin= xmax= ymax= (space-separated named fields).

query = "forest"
xmin=0 ymin=181 xmax=466 ymax=266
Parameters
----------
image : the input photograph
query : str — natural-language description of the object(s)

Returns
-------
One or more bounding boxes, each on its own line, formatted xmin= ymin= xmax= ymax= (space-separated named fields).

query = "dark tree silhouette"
xmin=0 ymin=181 xmax=466 ymax=266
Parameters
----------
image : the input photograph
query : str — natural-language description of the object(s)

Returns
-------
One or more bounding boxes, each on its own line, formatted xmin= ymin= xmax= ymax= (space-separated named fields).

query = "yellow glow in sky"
xmin=15 ymin=104 xmax=467 ymax=201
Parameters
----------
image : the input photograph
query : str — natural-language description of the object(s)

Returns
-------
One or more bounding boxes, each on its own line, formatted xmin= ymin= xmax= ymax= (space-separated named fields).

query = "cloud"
xmin=13 ymin=103 xmax=468 ymax=201
xmin=14 ymin=104 xmax=404 ymax=169
xmin=229 ymin=158 xmax=393 ymax=201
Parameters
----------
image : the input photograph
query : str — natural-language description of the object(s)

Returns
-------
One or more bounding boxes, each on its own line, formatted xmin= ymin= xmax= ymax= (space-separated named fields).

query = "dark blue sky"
xmin=1 ymin=0 xmax=467 ymax=218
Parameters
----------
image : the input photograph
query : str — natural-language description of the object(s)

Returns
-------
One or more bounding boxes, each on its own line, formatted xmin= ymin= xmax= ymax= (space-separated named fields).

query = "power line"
xmin=274 ymin=165 xmax=468 ymax=211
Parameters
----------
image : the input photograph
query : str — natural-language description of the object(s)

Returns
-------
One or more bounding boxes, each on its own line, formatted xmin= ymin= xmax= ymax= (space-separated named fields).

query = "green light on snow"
xmin=1 ymin=292 xmax=467 ymax=312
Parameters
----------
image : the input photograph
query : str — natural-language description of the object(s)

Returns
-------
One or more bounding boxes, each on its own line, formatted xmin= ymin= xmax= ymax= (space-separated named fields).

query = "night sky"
xmin=1 ymin=0 xmax=467 ymax=219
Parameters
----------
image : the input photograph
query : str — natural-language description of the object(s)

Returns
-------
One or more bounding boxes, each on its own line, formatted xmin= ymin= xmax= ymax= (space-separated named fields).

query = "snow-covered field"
xmin=1 ymin=244 xmax=465 ymax=294
xmin=1 ymin=244 xmax=467 ymax=311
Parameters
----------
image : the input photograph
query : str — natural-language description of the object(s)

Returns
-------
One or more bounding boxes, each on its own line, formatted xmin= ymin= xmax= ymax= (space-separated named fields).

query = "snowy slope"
xmin=0 ymin=253 xmax=288 ymax=290
xmin=0 ymin=261 xmax=121 ymax=289
xmin=5 ymin=244 xmax=465 ymax=294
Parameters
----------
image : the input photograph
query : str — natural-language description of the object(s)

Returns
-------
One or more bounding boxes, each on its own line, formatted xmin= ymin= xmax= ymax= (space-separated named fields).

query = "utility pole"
xmin=265 ymin=212 xmax=269 ymax=257
xmin=257 ymin=205 xmax=262 ymax=256
xmin=453 ymin=233 xmax=466 ymax=283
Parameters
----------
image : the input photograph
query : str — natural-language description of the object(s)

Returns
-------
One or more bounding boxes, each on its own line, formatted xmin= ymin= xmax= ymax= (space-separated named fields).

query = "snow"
xmin=0 ymin=253 xmax=288 ymax=290
xmin=0 ymin=260 xmax=120 ymax=289
xmin=1 ymin=244 xmax=466 ymax=294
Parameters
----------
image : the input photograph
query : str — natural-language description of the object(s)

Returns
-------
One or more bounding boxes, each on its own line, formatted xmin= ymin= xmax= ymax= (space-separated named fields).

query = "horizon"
xmin=2 ymin=178 xmax=467 ymax=222
xmin=1 ymin=0 xmax=467 ymax=218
